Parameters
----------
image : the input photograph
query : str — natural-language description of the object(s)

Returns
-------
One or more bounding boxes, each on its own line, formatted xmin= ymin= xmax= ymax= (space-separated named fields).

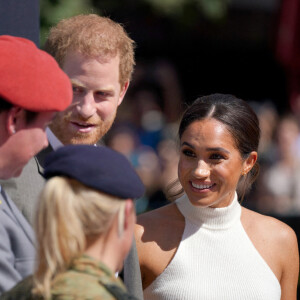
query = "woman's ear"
xmin=6 ymin=106 xmax=24 ymax=135
xmin=242 ymin=151 xmax=258 ymax=175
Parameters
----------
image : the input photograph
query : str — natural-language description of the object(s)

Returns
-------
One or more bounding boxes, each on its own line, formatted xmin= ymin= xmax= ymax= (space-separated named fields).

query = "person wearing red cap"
xmin=2 ymin=14 xmax=135 ymax=223
xmin=0 ymin=14 xmax=143 ymax=298
xmin=0 ymin=35 xmax=72 ymax=294
xmin=1 ymin=145 xmax=144 ymax=300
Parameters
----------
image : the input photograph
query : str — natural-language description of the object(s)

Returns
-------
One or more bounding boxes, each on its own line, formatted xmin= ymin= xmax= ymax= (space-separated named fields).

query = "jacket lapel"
xmin=35 ymin=145 xmax=53 ymax=175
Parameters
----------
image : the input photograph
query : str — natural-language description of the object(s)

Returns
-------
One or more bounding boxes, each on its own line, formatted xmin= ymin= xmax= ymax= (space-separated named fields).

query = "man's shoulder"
xmin=0 ymin=157 xmax=41 ymax=192
xmin=0 ymin=156 xmax=45 ymax=224
xmin=0 ymin=144 xmax=52 ymax=191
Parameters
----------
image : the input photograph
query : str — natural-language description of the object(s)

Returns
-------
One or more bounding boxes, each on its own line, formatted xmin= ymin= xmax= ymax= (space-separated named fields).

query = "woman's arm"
xmin=279 ymin=225 xmax=299 ymax=300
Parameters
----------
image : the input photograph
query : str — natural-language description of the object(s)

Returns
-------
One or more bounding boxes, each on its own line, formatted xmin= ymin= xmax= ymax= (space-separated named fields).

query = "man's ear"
xmin=6 ymin=106 xmax=24 ymax=136
xmin=118 ymin=80 xmax=130 ymax=106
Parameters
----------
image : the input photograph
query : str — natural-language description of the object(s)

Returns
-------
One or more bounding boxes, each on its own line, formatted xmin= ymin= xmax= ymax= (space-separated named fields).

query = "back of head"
xmin=0 ymin=35 xmax=72 ymax=112
xmin=34 ymin=177 xmax=125 ymax=298
xmin=33 ymin=145 xmax=144 ymax=298
xmin=44 ymin=14 xmax=135 ymax=87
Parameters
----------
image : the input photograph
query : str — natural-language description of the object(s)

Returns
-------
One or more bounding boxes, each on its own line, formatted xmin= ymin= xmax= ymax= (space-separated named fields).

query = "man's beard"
xmin=49 ymin=110 xmax=116 ymax=145
xmin=68 ymin=120 xmax=113 ymax=144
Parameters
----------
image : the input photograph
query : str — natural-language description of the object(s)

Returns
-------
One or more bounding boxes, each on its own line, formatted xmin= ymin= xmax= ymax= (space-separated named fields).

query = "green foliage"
xmin=40 ymin=0 xmax=97 ymax=46
xmin=142 ymin=0 xmax=187 ymax=16
xmin=141 ymin=0 xmax=231 ymax=20
xmin=198 ymin=0 xmax=230 ymax=20
xmin=40 ymin=0 xmax=231 ymax=47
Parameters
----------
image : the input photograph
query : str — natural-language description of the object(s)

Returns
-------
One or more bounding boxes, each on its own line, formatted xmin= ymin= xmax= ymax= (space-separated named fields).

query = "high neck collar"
xmin=176 ymin=193 xmax=241 ymax=230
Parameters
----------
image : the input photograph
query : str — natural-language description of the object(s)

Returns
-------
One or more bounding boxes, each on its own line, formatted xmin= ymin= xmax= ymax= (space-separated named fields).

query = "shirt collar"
xmin=46 ymin=127 xmax=99 ymax=149
xmin=46 ymin=127 xmax=64 ymax=150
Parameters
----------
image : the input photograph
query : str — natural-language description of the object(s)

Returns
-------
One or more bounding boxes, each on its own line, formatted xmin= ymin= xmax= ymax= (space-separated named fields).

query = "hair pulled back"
xmin=32 ymin=177 xmax=125 ymax=298
xmin=169 ymin=93 xmax=260 ymax=201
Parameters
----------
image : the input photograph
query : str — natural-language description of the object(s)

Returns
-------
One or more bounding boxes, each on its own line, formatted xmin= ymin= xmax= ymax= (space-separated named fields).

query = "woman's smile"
xmin=190 ymin=181 xmax=216 ymax=191
xmin=178 ymin=118 xmax=248 ymax=208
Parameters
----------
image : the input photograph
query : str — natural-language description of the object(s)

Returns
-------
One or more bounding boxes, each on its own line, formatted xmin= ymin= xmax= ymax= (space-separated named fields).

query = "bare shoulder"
xmin=135 ymin=202 xmax=184 ymax=247
xmin=137 ymin=202 xmax=181 ymax=226
xmin=241 ymin=207 xmax=299 ymax=264
xmin=242 ymin=208 xmax=299 ymax=298
xmin=242 ymin=208 xmax=297 ymax=242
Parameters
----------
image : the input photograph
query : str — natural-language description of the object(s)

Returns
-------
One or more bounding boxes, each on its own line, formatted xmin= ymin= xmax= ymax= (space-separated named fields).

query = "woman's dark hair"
xmin=168 ymin=93 xmax=260 ymax=201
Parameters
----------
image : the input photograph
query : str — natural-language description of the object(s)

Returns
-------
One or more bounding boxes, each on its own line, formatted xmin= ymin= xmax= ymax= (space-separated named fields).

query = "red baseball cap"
xmin=0 ymin=35 xmax=72 ymax=112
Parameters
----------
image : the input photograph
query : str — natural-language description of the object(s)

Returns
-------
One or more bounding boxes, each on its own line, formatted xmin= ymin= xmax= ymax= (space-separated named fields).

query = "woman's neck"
xmin=84 ymin=232 xmax=121 ymax=272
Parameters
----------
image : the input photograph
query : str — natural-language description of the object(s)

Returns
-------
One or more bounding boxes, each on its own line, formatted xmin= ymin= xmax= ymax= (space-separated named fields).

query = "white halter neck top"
xmin=143 ymin=193 xmax=281 ymax=300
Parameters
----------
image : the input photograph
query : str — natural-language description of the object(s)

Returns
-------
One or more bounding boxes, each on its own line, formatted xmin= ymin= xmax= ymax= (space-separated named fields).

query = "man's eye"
xmin=95 ymin=91 xmax=110 ymax=97
xmin=72 ymin=86 xmax=84 ymax=93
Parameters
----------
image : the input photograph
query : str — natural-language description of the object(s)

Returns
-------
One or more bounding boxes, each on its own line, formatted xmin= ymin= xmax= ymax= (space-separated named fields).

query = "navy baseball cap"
xmin=43 ymin=145 xmax=145 ymax=199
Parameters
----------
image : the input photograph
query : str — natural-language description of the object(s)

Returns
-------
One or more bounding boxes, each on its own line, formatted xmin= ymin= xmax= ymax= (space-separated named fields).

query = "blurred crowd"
xmin=247 ymin=100 xmax=300 ymax=217
xmin=104 ymin=59 xmax=182 ymax=214
xmin=104 ymin=58 xmax=300 ymax=217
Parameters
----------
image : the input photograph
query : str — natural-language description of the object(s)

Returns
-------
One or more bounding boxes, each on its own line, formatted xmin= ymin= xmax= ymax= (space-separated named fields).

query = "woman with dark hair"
xmin=135 ymin=94 xmax=299 ymax=299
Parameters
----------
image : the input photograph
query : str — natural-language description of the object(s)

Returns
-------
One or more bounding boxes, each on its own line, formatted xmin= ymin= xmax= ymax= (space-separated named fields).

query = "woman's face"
xmin=178 ymin=118 xmax=256 ymax=208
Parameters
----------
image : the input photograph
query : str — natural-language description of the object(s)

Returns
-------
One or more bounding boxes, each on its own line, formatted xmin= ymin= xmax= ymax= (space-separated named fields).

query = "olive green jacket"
xmin=1 ymin=255 xmax=138 ymax=300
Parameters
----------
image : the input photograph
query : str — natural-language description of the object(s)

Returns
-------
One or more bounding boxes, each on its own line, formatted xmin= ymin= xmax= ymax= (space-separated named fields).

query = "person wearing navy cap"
xmin=1 ymin=145 xmax=144 ymax=300
xmin=1 ymin=15 xmax=144 ymax=300
xmin=0 ymin=35 xmax=72 ymax=294
xmin=0 ymin=14 xmax=142 ymax=299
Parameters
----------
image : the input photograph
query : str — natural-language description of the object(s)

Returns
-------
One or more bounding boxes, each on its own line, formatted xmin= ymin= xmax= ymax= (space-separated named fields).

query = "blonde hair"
xmin=44 ymin=14 xmax=135 ymax=87
xmin=32 ymin=177 xmax=125 ymax=298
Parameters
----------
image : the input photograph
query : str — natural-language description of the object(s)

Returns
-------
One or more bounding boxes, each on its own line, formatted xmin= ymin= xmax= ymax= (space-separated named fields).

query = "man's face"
xmin=49 ymin=51 xmax=129 ymax=145
xmin=0 ymin=110 xmax=54 ymax=179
